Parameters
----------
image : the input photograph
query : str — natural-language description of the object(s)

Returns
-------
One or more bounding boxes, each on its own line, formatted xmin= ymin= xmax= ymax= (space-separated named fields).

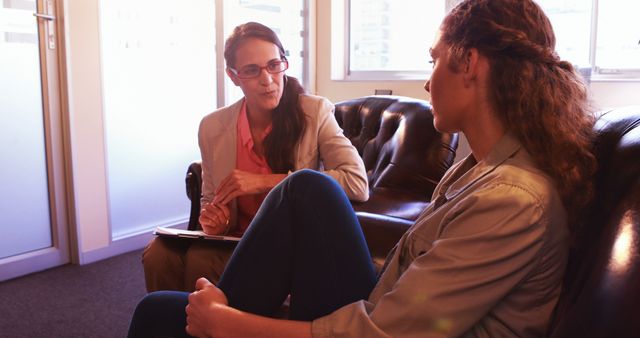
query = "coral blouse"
xmin=233 ymin=102 xmax=273 ymax=235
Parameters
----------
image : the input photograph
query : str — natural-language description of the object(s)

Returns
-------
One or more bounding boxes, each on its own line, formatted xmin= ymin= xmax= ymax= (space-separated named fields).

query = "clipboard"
xmin=154 ymin=226 xmax=241 ymax=243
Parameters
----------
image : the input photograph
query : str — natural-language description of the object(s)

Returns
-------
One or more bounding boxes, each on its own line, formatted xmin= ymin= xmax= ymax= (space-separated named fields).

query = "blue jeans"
xmin=128 ymin=170 xmax=377 ymax=337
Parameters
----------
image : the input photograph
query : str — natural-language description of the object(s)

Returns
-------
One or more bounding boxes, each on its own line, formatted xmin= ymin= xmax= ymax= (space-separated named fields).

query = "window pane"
xmin=99 ymin=0 xmax=215 ymax=238
xmin=349 ymin=0 xmax=444 ymax=72
xmin=596 ymin=0 xmax=640 ymax=69
xmin=223 ymin=0 xmax=306 ymax=104
xmin=537 ymin=0 xmax=592 ymax=67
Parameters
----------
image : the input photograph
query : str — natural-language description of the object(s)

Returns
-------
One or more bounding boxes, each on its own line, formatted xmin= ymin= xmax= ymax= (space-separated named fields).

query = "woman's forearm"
xmin=263 ymin=173 xmax=288 ymax=191
xmin=210 ymin=305 xmax=312 ymax=338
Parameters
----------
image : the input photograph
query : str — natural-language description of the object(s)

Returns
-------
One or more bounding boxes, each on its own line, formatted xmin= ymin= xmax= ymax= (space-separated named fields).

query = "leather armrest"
xmin=352 ymin=187 xmax=429 ymax=270
xmin=355 ymin=212 xmax=414 ymax=270
xmin=352 ymin=187 xmax=429 ymax=221
xmin=186 ymin=161 xmax=203 ymax=230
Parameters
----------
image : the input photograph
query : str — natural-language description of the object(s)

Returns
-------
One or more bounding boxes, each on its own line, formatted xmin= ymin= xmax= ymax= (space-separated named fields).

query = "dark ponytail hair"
xmin=224 ymin=22 xmax=307 ymax=173
xmin=263 ymin=75 xmax=306 ymax=173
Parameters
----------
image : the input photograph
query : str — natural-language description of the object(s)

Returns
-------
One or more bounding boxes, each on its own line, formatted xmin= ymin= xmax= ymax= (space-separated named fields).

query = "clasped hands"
xmin=185 ymin=277 xmax=229 ymax=337
xmin=199 ymin=170 xmax=277 ymax=235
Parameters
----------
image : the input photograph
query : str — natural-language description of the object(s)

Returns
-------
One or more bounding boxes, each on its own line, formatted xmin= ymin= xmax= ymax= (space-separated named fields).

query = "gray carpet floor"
xmin=0 ymin=249 xmax=146 ymax=338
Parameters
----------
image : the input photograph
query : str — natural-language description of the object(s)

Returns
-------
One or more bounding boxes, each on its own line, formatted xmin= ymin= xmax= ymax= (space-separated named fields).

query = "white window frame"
xmin=338 ymin=0 xmax=447 ymax=81
xmin=588 ymin=0 xmax=640 ymax=81
xmin=338 ymin=0 xmax=640 ymax=82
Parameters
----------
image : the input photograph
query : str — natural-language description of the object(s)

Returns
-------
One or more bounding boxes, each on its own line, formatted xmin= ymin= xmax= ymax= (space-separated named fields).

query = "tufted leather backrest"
xmin=334 ymin=95 xmax=459 ymax=201
xmin=185 ymin=95 xmax=459 ymax=233
xmin=549 ymin=106 xmax=640 ymax=337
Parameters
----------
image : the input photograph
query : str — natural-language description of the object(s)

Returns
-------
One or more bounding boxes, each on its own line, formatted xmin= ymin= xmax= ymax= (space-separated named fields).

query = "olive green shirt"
xmin=312 ymin=132 xmax=569 ymax=338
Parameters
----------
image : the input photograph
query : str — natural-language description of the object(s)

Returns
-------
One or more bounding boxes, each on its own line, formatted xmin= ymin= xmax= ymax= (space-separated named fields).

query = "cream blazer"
xmin=313 ymin=133 xmax=569 ymax=338
xmin=198 ymin=94 xmax=368 ymax=230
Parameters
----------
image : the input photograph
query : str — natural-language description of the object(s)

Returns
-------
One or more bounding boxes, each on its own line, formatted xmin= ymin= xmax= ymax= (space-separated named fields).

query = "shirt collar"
xmin=237 ymin=101 xmax=273 ymax=151
xmin=443 ymin=132 xmax=522 ymax=200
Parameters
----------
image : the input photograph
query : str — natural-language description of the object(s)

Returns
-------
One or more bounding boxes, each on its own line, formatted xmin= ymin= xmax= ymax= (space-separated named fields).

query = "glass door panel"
xmin=0 ymin=0 xmax=53 ymax=259
xmin=99 ymin=0 xmax=216 ymax=238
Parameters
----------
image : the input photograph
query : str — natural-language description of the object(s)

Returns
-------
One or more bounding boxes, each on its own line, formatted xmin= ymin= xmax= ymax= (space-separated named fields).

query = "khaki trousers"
xmin=142 ymin=236 xmax=236 ymax=292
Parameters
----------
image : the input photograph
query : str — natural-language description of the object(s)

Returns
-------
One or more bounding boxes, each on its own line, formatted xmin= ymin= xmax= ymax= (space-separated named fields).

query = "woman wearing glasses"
xmin=142 ymin=22 xmax=368 ymax=293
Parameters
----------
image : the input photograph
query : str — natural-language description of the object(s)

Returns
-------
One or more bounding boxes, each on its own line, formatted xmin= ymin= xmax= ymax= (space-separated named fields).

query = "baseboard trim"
xmin=78 ymin=232 xmax=152 ymax=265
xmin=78 ymin=221 xmax=187 ymax=265
xmin=0 ymin=247 xmax=68 ymax=282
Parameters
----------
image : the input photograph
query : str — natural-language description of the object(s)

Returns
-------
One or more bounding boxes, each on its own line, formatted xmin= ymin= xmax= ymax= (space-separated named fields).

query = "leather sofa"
xmin=185 ymin=95 xmax=459 ymax=270
xmin=548 ymin=106 xmax=640 ymax=337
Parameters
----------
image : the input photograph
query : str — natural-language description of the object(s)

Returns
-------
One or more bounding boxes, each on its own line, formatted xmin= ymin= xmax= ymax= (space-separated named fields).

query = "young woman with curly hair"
xmin=128 ymin=1 xmax=596 ymax=337
xmin=438 ymin=0 xmax=596 ymax=227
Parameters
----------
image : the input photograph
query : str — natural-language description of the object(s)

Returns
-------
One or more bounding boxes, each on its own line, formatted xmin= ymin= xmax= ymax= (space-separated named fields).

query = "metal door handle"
xmin=33 ymin=13 xmax=55 ymax=21
xmin=33 ymin=8 xmax=57 ymax=49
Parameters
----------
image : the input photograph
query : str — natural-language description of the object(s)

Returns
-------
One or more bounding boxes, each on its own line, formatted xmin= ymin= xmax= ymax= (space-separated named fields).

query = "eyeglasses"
xmin=229 ymin=60 xmax=289 ymax=79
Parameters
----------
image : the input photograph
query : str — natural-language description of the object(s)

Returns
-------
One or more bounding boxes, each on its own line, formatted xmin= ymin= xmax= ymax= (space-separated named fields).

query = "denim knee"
xmin=128 ymin=291 xmax=189 ymax=338
xmin=286 ymin=169 xmax=341 ymax=195
xmin=132 ymin=292 xmax=171 ymax=320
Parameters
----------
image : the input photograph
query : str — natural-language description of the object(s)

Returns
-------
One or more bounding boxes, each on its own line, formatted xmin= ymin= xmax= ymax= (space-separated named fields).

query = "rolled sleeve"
xmin=198 ymin=117 xmax=215 ymax=205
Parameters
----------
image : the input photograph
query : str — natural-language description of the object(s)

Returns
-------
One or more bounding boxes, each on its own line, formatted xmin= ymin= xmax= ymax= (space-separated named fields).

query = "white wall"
xmin=591 ymin=81 xmax=640 ymax=110
xmin=64 ymin=0 xmax=206 ymax=264
xmin=64 ymin=0 xmax=112 ymax=262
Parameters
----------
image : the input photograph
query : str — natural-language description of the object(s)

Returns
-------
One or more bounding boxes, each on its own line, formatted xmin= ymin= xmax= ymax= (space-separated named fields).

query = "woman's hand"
xmin=185 ymin=278 xmax=313 ymax=338
xmin=185 ymin=278 xmax=229 ymax=337
xmin=213 ymin=170 xmax=286 ymax=205
xmin=199 ymin=202 xmax=230 ymax=235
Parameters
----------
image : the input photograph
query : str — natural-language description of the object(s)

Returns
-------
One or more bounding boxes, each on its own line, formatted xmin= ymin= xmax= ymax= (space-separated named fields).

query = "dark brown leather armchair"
xmin=185 ymin=95 xmax=459 ymax=269
xmin=333 ymin=95 xmax=458 ymax=267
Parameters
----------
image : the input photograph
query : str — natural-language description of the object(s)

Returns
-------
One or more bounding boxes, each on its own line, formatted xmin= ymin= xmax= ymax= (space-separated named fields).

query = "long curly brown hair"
xmin=441 ymin=0 xmax=597 ymax=231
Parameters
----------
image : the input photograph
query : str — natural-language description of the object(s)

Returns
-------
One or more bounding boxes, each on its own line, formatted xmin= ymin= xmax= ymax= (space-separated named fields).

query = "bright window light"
xmin=344 ymin=0 xmax=640 ymax=81
xmin=535 ymin=0 xmax=592 ymax=67
xmin=348 ymin=0 xmax=444 ymax=75
xmin=530 ymin=0 xmax=640 ymax=78
xmin=595 ymin=0 xmax=640 ymax=70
